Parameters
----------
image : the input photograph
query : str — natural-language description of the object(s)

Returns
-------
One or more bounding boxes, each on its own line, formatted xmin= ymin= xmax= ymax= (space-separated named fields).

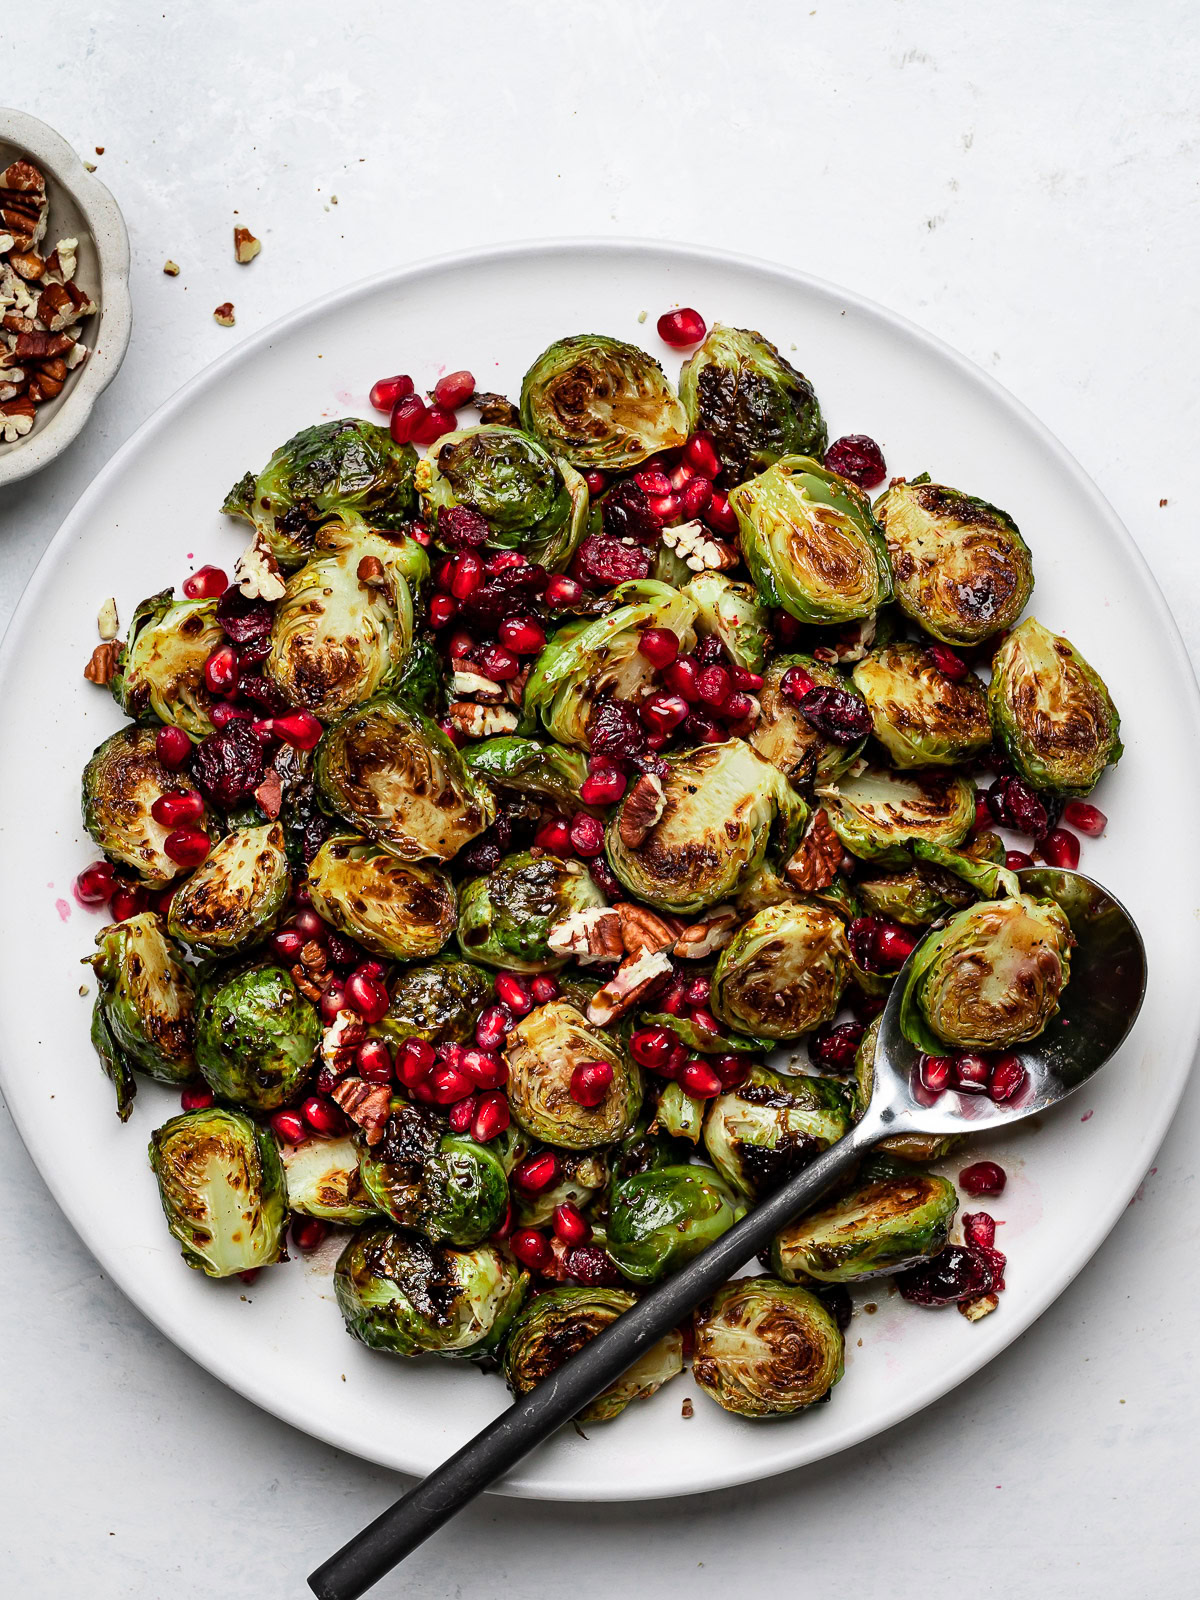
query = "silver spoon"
xmin=309 ymin=867 xmax=1145 ymax=1600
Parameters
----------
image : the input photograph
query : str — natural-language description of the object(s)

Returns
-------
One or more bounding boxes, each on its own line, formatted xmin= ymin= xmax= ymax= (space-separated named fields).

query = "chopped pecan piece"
xmin=784 ymin=808 xmax=844 ymax=892
xmin=959 ymin=1293 xmax=999 ymax=1322
xmin=673 ymin=904 xmax=740 ymax=959
xmin=253 ymin=768 xmax=283 ymax=819
xmin=234 ymin=529 xmax=286 ymax=601
xmin=614 ymin=903 xmax=683 ymax=957
xmin=444 ymin=701 xmax=519 ymax=738
xmin=26 ymin=357 xmax=67 ymax=404
xmin=618 ymin=772 xmax=666 ymax=849
xmin=83 ymin=640 xmax=120 ymax=684
xmin=547 ymin=906 xmax=624 ymax=964
xmin=586 ymin=949 xmax=673 ymax=1026
xmin=0 ymin=160 xmax=47 ymax=253
xmin=96 ymin=597 xmax=119 ymax=640
xmin=213 ymin=301 xmax=235 ymax=326
xmin=448 ymin=669 xmax=505 ymax=704
xmin=7 ymin=250 xmax=44 ymax=281
xmin=163 ymin=259 xmax=181 ymax=276
xmin=321 ymin=1008 xmax=367 ymax=1074
xmin=14 ymin=329 xmax=75 ymax=361
xmin=290 ymin=964 xmax=325 ymax=1003
xmin=233 ymin=227 xmax=261 ymax=264
xmin=662 ymin=519 xmax=738 ymax=572
xmin=37 ymin=279 xmax=96 ymax=332
xmin=331 ymin=1078 xmax=391 ymax=1144
xmin=356 ymin=555 xmax=386 ymax=587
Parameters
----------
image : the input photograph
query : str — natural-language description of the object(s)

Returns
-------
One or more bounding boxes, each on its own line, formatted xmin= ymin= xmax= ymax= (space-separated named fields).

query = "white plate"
xmin=1 ymin=241 xmax=1196 ymax=1502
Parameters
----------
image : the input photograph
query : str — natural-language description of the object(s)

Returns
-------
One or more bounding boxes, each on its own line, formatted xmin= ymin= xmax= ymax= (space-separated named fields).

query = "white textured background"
xmin=2 ymin=3 xmax=1198 ymax=1595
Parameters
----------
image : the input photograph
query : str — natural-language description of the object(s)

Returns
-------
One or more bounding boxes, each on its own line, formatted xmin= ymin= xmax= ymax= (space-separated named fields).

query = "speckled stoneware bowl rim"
xmin=0 ymin=108 xmax=131 ymax=488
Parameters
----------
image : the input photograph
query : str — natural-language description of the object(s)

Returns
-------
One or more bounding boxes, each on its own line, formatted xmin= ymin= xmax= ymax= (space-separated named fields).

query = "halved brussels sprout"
xmin=824 ymin=764 xmax=975 ymax=869
xmin=265 ymin=525 xmax=428 ymax=722
xmin=280 ymin=1134 xmax=379 ymax=1224
xmin=335 ymin=1224 xmax=528 ymax=1358
xmin=358 ymin=1101 xmax=509 ymax=1246
xmin=512 ymin=1150 xmax=609 ymax=1227
xmin=418 ymin=424 xmax=589 ymax=570
xmin=639 ymin=1010 xmax=768 ymax=1057
xmin=223 ymin=417 xmax=419 ymax=569
xmin=456 ymin=850 xmax=605 ymax=972
xmin=111 ymin=590 xmax=224 ymax=739
xmin=678 ymin=325 xmax=827 ymax=483
xmin=852 ymin=1016 xmax=962 ymax=1163
xmin=988 ymin=617 xmax=1122 ymax=796
xmin=506 ymin=999 xmax=642 ymax=1148
xmin=704 ymin=1064 xmax=851 ymax=1199
xmin=857 ymin=862 xmax=976 ymax=927
xmin=682 ymin=572 xmax=771 ymax=674
xmin=750 ymin=654 xmax=869 ymax=786
xmin=375 ymin=956 xmax=492 ymax=1049
xmin=911 ymin=836 xmax=1020 ymax=902
xmin=315 ymin=696 xmax=495 ymax=861
xmin=502 ymin=1286 xmax=683 ymax=1422
xmin=711 ymin=902 xmax=850 ymax=1041
xmin=520 ymin=335 xmax=688 ymax=470
xmin=524 ymin=579 xmax=698 ymax=750
xmin=772 ymin=1162 xmax=958 ymax=1283
xmin=692 ymin=1277 xmax=843 ymax=1417
xmin=86 ymin=912 xmax=196 ymax=1118
xmin=606 ymin=1164 xmax=745 ymax=1284
xmin=148 ymin=1107 xmax=287 ymax=1277
xmin=308 ymin=835 xmax=455 ymax=961
xmin=82 ymin=725 xmax=207 ymax=886
xmin=874 ymin=475 xmax=1033 ymax=645
xmin=731 ymin=456 xmax=892 ymax=625
xmin=167 ymin=822 xmax=290 ymax=956
xmin=606 ymin=739 xmax=807 ymax=915
xmin=464 ymin=737 xmax=592 ymax=815
xmin=651 ymin=1081 xmax=705 ymax=1143
xmin=852 ymin=640 xmax=990 ymax=768
xmin=392 ymin=631 xmax=441 ymax=717
xmin=193 ymin=959 xmax=320 ymax=1110
xmin=609 ymin=1112 xmax=694 ymax=1191
xmin=900 ymin=892 xmax=1073 ymax=1053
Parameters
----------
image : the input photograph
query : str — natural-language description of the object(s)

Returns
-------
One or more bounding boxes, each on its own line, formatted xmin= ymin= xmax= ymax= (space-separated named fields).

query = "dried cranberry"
xmin=602 ymin=479 xmax=662 ymax=543
xmin=458 ymin=564 xmax=549 ymax=631
xmin=575 ymin=534 xmax=652 ymax=588
xmin=986 ymin=775 xmax=1050 ymax=837
xmin=693 ymin=633 xmax=726 ymax=668
xmin=215 ymin=586 xmax=274 ymax=645
xmin=191 ymin=720 xmax=265 ymax=812
xmin=237 ymin=671 xmax=288 ymax=715
xmin=959 ymin=1160 xmax=1007 ymax=1196
xmin=962 ymin=1211 xmax=997 ymax=1249
xmin=586 ymin=699 xmax=647 ymax=760
xmin=563 ymin=1244 xmax=624 ymax=1287
xmin=796 ymin=686 xmax=872 ymax=744
xmin=813 ymin=1283 xmax=854 ymax=1332
xmin=587 ymin=856 xmax=622 ymax=899
xmin=437 ymin=505 xmax=490 ymax=549
xmin=808 ymin=1020 xmax=864 ymax=1075
xmin=895 ymin=1244 xmax=1000 ymax=1307
xmin=846 ymin=916 xmax=881 ymax=971
xmin=823 ymin=434 xmax=887 ymax=489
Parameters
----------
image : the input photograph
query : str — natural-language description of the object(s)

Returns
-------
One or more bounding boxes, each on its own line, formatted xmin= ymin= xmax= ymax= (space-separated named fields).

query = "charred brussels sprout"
xmin=502 ymin=1287 xmax=682 ymax=1422
xmin=711 ymin=902 xmax=850 ymax=1041
xmin=456 ymin=850 xmax=605 ymax=971
xmin=704 ymin=1064 xmax=851 ymax=1199
xmin=308 ymin=835 xmax=455 ymax=961
xmin=86 ymin=912 xmax=196 ymax=1117
xmin=358 ymin=1101 xmax=509 ymax=1246
xmin=988 ymin=617 xmax=1121 ymax=795
xmin=731 ymin=456 xmax=892 ymax=625
xmin=900 ymin=892 xmax=1073 ymax=1053
xmin=772 ymin=1162 xmax=958 ymax=1283
xmin=751 ymin=654 xmax=869 ymax=786
xmin=148 ymin=1107 xmax=287 ymax=1277
xmin=524 ymin=580 xmax=698 ymax=750
xmin=606 ymin=739 xmax=807 ymax=915
xmin=315 ymin=696 xmax=495 ymax=861
xmin=391 ymin=631 xmax=441 ymax=716
xmin=824 ymin=764 xmax=975 ymax=869
xmin=682 ymin=571 xmax=770 ymax=674
xmin=852 ymin=640 xmax=990 ymax=768
xmin=678 ymin=325 xmax=827 ymax=483
xmin=852 ymin=1016 xmax=962 ymax=1163
xmin=335 ymin=1224 xmax=527 ymax=1358
xmin=856 ymin=861 xmax=976 ymax=927
xmin=512 ymin=1150 xmax=608 ymax=1227
xmin=692 ymin=1277 xmax=843 ymax=1417
xmin=82 ymin=725 xmax=207 ymax=886
xmin=376 ymin=957 xmax=492 ymax=1048
xmin=167 ymin=822 xmax=290 ymax=956
xmin=506 ymin=999 xmax=642 ymax=1148
xmin=280 ymin=1134 xmax=378 ymax=1224
xmin=266 ymin=525 xmax=428 ymax=721
xmin=520 ymin=334 xmax=688 ymax=470
xmin=463 ymin=737 xmax=593 ymax=814
xmin=607 ymin=1164 xmax=744 ymax=1284
xmin=222 ymin=417 xmax=419 ymax=569
xmin=875 ymin=475 xmax=1033 ymax=646
xmin=193 ymin=959 xmax=320 ymax=1109
xmin=111 ymin=590 xmax=224 ymax=738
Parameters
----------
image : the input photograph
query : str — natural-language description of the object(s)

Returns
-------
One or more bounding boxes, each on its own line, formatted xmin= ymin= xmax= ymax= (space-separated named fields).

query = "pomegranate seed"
xmin=412 ymin=403 xmax=457 ymax=446
xmin=545 ymin=575 xmax=585 ymax=608
xmin=684 ymin=433 xmax=721 ymax=479
xmin=180 ymin=1084 xmax=214 ymax=1111
xmin=151 ymin=789 xmax=204 ymax=828
xmin=1005 ymin=850 xmax=1035 ymax=871
xmin=534 ymin=817 xmax=572 ymax=855
xmin=1039 ymin=827 xmax=1081 ymax=870
xmin=712 ymin=1053 xmax=749 ymax=1090
xmin=569 ymin=813 xmax=605 ymax=857
xmin=154 ymin=725 xmax=192 ymax=770
xmin=640 ymin=691 xmax=689 ymax=735
xmin=510 ymin=1229 xmax=552 ymax=1271
xmin=680 ymin=476 xmax=713 ymax=519
xmin=448 ymin=1095 xmax=478 ymax=1133
xmin=356 ymin=1039 xmax=394 ymax=1084
xmin=460 ymin=1047 xmax=506 ymax=1090
xmin=680 ymin=1059 xmax=723 ymax=1098
xmin=109 ymin=884 xmax=147 ymax=921
xmin=369 ymin=373 xmax=414 ymax=412
xmin=681 ymin=711 xmax=719 ymax=744
xmin=472 ymin=1091 xmax=510 ymax=1142
xmin=718 ymin=690 xmax=756 ymax=724
xmin=182 ymin=565 xmax=228 ymax=599
xmin=495 ymin=973 xmax=533 ymax=1015
xmin=688 ymin=1008 xmax=722 ymax=1041
xmin=204 ymin=646 xmax=239 ymax=696
xmin=704 ymin=489 xmax=739 ymax=535
xmin=530 ymin=975 xmax=560 ymax=1004
xmin=638 ymin=627 xmax=680 ymax=670
xmin=634 ymin=469 xmax=673 ymax=497
xmin=396 ymin=1036 xmax=436 ymax=1085
xmin=475 ymin=1004 xmax=513 ymax=1051
xmin=773 ymin=612 xmax=803 ymax=646
xmin=873 ymin=922 xmax=918 ymax=968
xmin=271 ymin=711 xmax=323 ymax=750
xmin=514 ymin=1151 xmax=560 ymax=1192
xmin=552 ymin=1203 xmax=592 ymax=1245
xmin=209 ymin=702 xmax=251 ymax=729
xmin=664 ymin=656 xmax=701 ymax=702
xmin=498 ymin=616 xmax=547 ymax=655
xmin=823 ymin=434 xmax=887 ymax=489
xmin=1063 ymin=800 xmax=1107 ymax=837
xmin=580 ymin=768 xmax=627 ymax=806
xmin=988 ymin=1054 xmax=1027 ymax=1103
xmin=668 ymin=461 xmax=697 ymax=491
xmin=952 ymin=1053 xmax=992 ymax=1095
xmin=270 ymin=927 xmax=306 ymax=963
xmin=389 ymin=393 xmax=428 ymax=444
xmin=433 ymin=369 xmax=475 ymax=409
xmin=657 ymin=307 xmax=707 ymax=347
xmin=345 ymin=969 xmax=389 ymax=1024
xmin=631 ymin=1027 xmax=675 ymax=1070
xmin=490 ymin=1200 xmax=515 ymax=1243
xmin=302 ymin=1096 xmax=345 ymax=1137
xmin=318 ymin=982 xmax=347 ymax=1023
xmin=647 ymin=491 xmax=682 ymax=522
xmin=447 ymin=630 xmax=476 ymax=660
xmin=584 ymin=470 xmax=608 ymax=495
xmin=696 ymin=664 xmax=731 ymax=709
xmin=570 ymin=1059 xmax=614 ymax=1107
xmin=74 ymin=861 xmax=115 ymax=906
xmin=435 ymin=558 xmax=456 ymax=592
xmin=683 ymin=974 xmax=711 ymax=1008
xmin=270 ymin=1110 xmax=306 ymax=1144
xmin=292 ymin=908 xmax=328 ymax=943
xmin=292 ymin=1216 xmax=328 ymax=1252
xmin=450 ymin=552 xmax=483 ymax=600
xmin=429 ymin=593 xmax=459 ymax=628
xmin=920 ymin=1055 xmax=953 ymax=1094
xmin=163 ymin=827 xmax=210 ymax=868
xmin=974 ymin=793 xmax=994 ymax=834
xmin=428 ymin=1063 xmax=474 ymax=1104
xmin=780 ymin=665 xmax=817 ymax=704
xmin=149 ymin=884 xmax=178 ymax=917
xmin=925 ymin=643 xmax=969 ymax=682
xmin=659 ymin=985 xmax=688 ymax=1018
xmin=959 ymin=1160 xmax=1007 ymax=1197
xmin=962 ymin=1211 xmax=997 ymax=1249
xmin=478 ymin=642 xmax=520 ymax=682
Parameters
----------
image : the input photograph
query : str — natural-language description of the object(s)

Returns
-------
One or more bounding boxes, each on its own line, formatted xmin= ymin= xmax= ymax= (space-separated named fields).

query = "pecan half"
xmin=331 ymin=1078 xmax=391 ymax=1144
xmin=614 ymin=902 xmax=683 ymax=957
xmin=784 ymin=808 xmax=844 ymax=892
xmin=673 ymin=904 xmax=740 ymax=960
xmin=290 ymin=965 xmax=325 ymax=1003
xmin=618 ymin=772 xmax=666 ymax=849
xmin=547 ymin=906 xmax=624 ymax=964
xmin=586 ymin=949 xmax=673 ymax=1026
xmin=83 ymin=640 xmax=120 ymax=684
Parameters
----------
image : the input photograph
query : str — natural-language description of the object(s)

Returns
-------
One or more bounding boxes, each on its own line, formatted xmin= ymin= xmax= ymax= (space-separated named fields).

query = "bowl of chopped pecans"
xmin=0 ymin=107 xmax=131 ymax=487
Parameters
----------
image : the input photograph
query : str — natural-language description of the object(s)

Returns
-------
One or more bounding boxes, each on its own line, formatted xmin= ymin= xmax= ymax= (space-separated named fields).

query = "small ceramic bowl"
xmin=0 ymin=108 xmax=131 ymax=488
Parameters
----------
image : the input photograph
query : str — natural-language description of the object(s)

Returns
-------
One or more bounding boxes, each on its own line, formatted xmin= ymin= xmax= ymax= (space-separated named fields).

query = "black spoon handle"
xmin=308 ymin=1119 xmax=877 ymax=1600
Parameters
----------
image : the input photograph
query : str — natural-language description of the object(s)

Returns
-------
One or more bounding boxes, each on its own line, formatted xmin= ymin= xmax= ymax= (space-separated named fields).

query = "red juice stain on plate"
xmin=55 ymin=898 xmax=71 ymax=922
xmin=1080 ymin=1109 xmax=1093 ymax=1122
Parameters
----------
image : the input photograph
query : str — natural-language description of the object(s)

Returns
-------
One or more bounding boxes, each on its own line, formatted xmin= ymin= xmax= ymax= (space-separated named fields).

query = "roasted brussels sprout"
xmin=375 ymin=956 xmax=492 ymax=1049
xmin=456 ymin=850 xmax=604 ymax=972
xmin=692 ymin=1277 xmax=843 ymax=1416
xmin=683 ymin=571 xmax=770 ymax=674
xmin=772 ymin=1161 xmax=958 ymax=1283
xmin=651 ymin=1081 xmax=705 ymax=1143
xmin=506 ymin=999 xmax=642 ymax=1148
xmin=280 ymin=1134 xmax=378 ymax=1224
xmin=900 ymin=892 xmax=1073 ymax=1053
xmin=704 ymin=1064 xmax=852 ymax=1199
xmin=335 ymin=1223 xmax=527 ymax=1358
xmin=222 ymin=417 xmax=419 ymax=569
xmin=111 ymin=590 xmax=224 ymax=739
xmin=856 ymin=861 xmax=976 ymax=927
xmin=639 ymin=1010 xmax=767 ymax=1057
xmin=167 ymin=822 xmax=290 ymax=956
xmin=502 ymin=1286 xmax=682 ymax=1421
xmin=82 ymin=725 xmax=207 ymax=886
xmin=520 ymin=335 xmax=688 ymax=470
xmin=852 ymin=640 xmax=991 ymax=768
xmin=988 ymin=617 xmax=1122 ymax=795
xmin=418 ymin=424 xmax=588 ymax=570
xmin=463 ymin=737 xmax=593 ymax=817
xmin=358 ymin=1101 xmax=509 ymax=1246
xmin=315 ymin=696 xmax=495 ymax=862
xmin=524 ymin=580 xmax=698 ymax=750
xmin=193 ymin=959 xmax=320 ymax=1110
xmin=911 ymin=837 xmax=1020 ymax=902
xmin=731 ymin=456 xmax=892 ymax=625
xmin=86 ymin=912 xmax=196 ymax=1117
xmin=308 ymin=835 xmax=455 ymax=961
xmin=750 ymin=654 xmax=869 ymax=785
xmin=266 ymin=525 xmax=428 ymax=721
xmin=711 ymin=902 xmax=850 ymax=1041
xmin=874 ymin=475 xmax=1033 ymax=646
xmin=678 ymin=325 xmax=827 ymax=483
xmin=606 ymin=1164 xmax=744 ymax=1283
xmin=512 ymin=1150 xmax=608 ymax=1227
xmin=852 ymin=1016 xmax=962 ymax=1162
xmin=148 ymin=1107 xmax=287 ymax=1277
xmin=606 ymin=739 xmax=807 ymax=915
xmin=824 ymin=764 xmax=975 ymax=869
xmin=391 ymin=630 xmax=441 ymax=716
